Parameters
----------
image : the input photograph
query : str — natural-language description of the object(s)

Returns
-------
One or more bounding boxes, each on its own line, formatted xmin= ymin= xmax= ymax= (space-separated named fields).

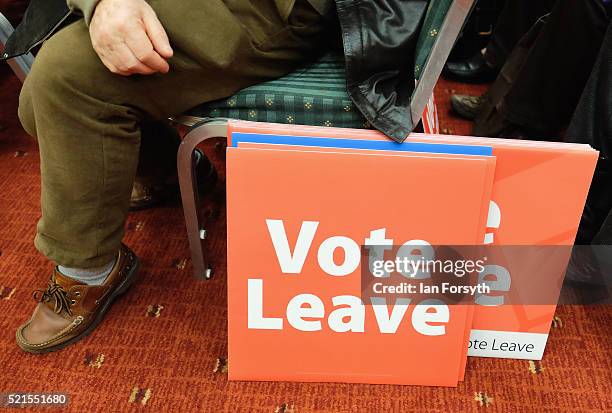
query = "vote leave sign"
xmin=226 ymin=135 xmax=496 ymax=386
xmin=225 ymin=121 xmax=599 ymax=367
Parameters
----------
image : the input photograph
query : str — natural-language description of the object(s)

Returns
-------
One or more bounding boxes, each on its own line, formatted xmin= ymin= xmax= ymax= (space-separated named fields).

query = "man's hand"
xmin=89 ymin=0 xmax=174 ymax=76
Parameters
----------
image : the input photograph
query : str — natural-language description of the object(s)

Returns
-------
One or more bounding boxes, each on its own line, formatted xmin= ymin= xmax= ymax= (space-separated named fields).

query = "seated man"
xmin=14 ymin=0 xmax=335 ymax=354
xmin=10 ymin=0 xmax=427 ymax=353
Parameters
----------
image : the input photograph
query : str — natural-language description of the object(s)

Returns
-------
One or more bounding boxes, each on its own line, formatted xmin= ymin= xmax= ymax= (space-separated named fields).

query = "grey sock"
xmin=58 ymin=259 xmax=116 ymax=285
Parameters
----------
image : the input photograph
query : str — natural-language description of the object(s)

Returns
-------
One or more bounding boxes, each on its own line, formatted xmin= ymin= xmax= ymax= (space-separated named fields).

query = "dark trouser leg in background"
xmin=566 ymin=21 xmax=612 ymax=245
xmin=501 ymin=0 xmax=610 ymax=134
xmin=560 ymin=17 xmax=611 ymax=297
xmin=445 ymin=0 xmax=556 ymax=83
xmin=483 ymin=0 xmax=556 ymax=69
xmin=447 ymin=0 xmax=555 ymax=116
xmin=474 ymin=0 xmax=610 ymax=137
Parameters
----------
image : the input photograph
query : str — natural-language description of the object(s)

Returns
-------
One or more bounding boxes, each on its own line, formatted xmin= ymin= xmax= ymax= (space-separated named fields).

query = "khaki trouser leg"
xmin=18 ymin=0 xmax=329 ymax=267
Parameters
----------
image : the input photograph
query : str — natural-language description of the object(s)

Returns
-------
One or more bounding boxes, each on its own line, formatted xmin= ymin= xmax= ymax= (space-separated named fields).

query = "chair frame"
xmin=175 ymin=0 xmax=475 ymax=279
xmin=0 ymin=0 xmax=475 ymax=279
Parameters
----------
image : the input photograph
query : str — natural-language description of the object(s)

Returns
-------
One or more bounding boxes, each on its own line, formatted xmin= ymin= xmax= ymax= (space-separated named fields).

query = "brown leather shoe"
xmin=16 ymin=244 xmax=139 ymax=354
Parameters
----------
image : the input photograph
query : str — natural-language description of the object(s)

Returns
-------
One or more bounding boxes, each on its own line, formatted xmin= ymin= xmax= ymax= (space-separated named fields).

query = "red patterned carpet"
xmin=0 ymin=63 xmax=610 ymax=412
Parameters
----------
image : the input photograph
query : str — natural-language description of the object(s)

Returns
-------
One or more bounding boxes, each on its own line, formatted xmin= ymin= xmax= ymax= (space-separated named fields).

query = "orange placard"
xmin=227 ymin=140 xmax=496 ymax=386
xmin=227 ymin=120 xmax=598 ymax=364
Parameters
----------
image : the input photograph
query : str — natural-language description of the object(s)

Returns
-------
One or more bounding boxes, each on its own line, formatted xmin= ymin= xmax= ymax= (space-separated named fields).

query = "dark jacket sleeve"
xmin=1 ymin=0 xmax=71 ymax=59
xmin=335 ymin=0 xmax=428 ymax=142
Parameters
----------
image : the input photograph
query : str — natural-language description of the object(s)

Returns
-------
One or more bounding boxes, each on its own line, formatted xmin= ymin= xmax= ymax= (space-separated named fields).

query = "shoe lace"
xmin=33 ymin=280 xmax=73 ymax=316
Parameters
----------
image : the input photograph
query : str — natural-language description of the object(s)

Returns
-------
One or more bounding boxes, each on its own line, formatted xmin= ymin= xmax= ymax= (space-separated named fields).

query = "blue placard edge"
xmin=231 ymin=132 xmax=493 ymax=156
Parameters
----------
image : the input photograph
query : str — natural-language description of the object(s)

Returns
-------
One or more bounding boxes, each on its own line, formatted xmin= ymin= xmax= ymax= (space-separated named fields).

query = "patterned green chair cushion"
xmin=187 ymin=0 xmax=454 ymax=127
xmin=186 ymin=53 xmax=370 ymax=129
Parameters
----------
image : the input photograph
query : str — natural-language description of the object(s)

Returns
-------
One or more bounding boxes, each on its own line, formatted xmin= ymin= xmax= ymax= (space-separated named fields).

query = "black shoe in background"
xmin=444 ymin=51 xmax=499 ymax=83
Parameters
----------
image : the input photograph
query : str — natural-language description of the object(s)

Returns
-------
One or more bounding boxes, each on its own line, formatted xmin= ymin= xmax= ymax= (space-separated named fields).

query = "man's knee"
xmin=17 ymin=43 xmax=67 ymax=138
xmin=23 ymin=23 xmax=87 ymax=98
xmin=17 ymin=20 xmax=106 ymax=137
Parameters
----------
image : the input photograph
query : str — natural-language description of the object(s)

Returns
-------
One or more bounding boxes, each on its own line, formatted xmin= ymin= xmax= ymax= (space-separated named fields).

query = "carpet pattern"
xmin=0 ymin=63 xmax=610 ymax=412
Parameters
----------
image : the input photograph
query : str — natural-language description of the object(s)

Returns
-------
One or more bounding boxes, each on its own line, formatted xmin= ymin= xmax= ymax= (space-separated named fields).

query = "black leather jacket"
xmin=1 ymin=0 xmax=428 ymax=142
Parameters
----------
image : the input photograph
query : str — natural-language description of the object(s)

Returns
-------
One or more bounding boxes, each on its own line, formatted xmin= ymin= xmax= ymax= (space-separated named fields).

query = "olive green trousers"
xmin=18 ymin=0 xmax=330 ymax=267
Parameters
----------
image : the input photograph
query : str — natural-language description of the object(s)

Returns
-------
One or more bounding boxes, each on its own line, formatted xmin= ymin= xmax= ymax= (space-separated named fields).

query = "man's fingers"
xmin=109 ymin=42 xmax=156 ymax=76
xmin=142 ymin=9 xmax=173 ymax=59
xmin=125 ymin=28 xmax=170 ymax=73
xmin=88 ymin=0 xmax=172 ymax=76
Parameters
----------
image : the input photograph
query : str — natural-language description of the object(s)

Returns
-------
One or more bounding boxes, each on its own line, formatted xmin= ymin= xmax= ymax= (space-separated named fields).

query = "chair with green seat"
xmin=175 ymin=0 xmax=474 ymax=279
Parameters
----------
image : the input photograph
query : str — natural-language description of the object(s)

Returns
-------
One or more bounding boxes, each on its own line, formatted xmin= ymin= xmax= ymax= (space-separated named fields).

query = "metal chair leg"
xmin=177 ymin=120 xmax=228 ymax=279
